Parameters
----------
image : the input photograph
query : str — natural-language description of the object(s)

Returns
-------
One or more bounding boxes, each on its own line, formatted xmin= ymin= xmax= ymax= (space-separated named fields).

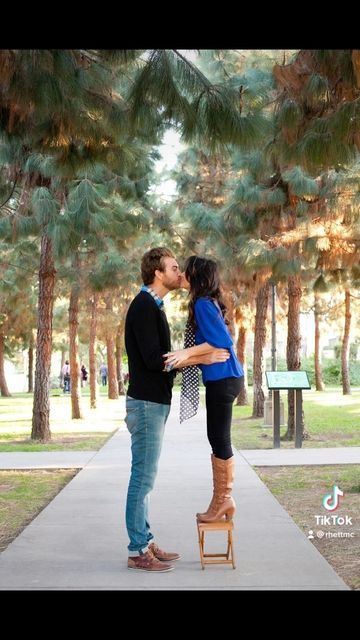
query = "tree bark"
xmin=222 ymin=286 xmax=236 ymax=338
xmin=0 ymin=333 xmax=11 ymax=397
xmin=252 ymin=282 xmax=270 ymax=417
xmin=341 ymin=289 xmax=351 ymax=395
xmin=314 ymin=293 xmax=325 ymax=391
xmin=236 ymin=325 xmax=248 ymax=405
xmin=31 ymin=234 xmax=56 ymax=441
xmin=285 ymin=275 xmax=303 ymax=440
xmin=89 ymin=293 xmax=98 ymax=409
xmin=116 ymin=324 xmax=126 ymax=395
xmin=28 ymin=331 xmax=34 ymax=393
xmin=69 ymin=258 xmax=83 ymax=419
xmin=105 ymin=294 xmax=119 ymax=400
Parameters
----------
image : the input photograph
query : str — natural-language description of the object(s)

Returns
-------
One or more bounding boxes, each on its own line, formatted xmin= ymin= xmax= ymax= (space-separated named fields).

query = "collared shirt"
xmin=140 ymin=285 xmax=164 ymax=309
xmin=125 ymin=289 xmax=174 ymax=404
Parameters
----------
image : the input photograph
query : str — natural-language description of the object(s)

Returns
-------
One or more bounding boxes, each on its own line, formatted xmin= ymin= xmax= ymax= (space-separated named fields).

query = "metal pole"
xmin=271 ymin=282 xmax=276 ymax=372
xmin=273 ymin=389 xmax=280 ymax=448
xmin=295 ymin=389 xmax=303 ymax=448
xmin=267 ymin=282 xmax=277 ymax=403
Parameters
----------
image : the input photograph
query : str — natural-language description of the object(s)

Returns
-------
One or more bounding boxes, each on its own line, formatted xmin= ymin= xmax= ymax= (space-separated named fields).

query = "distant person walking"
xmin=100 ymin=363 xmax=108 ymax=386
xmin=81 ymin=364 xmax=88 ymax=387
xmin=62 ymin=361 xmax=71 ymax=393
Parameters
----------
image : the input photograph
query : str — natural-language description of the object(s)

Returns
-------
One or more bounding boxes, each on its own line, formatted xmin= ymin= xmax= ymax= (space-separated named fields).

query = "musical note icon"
xmin=322 ymin=485 xmax=344 ymax=512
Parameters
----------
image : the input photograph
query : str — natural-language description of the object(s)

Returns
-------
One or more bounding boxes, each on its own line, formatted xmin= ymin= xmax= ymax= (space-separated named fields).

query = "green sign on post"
xmin=265 ymin=371 xmax=311 ymax=449
xmin=265 ymin=371 xmax=311 ymax=390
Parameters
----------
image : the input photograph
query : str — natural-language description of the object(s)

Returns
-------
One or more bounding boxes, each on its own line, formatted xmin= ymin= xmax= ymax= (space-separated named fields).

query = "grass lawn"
xmin=0 ymin=432 xmax=115 ymax=452
xmin=0 ymin=469 xmax=77 ymax=552
xmin=256 ymin=464 xmax=360 ymax=590
xmin=232 ymin=387 xmax=360 ymax=450
xmin=0 ymin=390 xmax=125 ymax=451
xmin=0 ymin=390 xmax=124 ymax=551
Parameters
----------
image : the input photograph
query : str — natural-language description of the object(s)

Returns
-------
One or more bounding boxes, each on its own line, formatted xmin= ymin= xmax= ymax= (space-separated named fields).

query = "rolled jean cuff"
xmin=128 ymin=545 xmax=149 ymax=557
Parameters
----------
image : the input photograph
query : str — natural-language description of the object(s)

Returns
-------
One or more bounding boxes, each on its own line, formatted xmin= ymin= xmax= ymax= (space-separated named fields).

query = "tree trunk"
xmin=89 ymin=293 xmax=98 ymax=409
xmin=341 ymin=289 xmax=351 ymax=395
xmin=28 ymin=331 xmax=34 ymax=393
xmin=252 ymin=282 xmax=270 ymax=417
xmin=107 ymin=335 xmax=119 ymax=399
xmin=105 ymin=294 xmax=119 ymax=400
xmin=69 ymin=263 xmax=83 ymax=419
xmin=0 ymin=333 xmax=11 ymax=397
xmin=116 ymin=324 xmax=126 ymax=395
xmin=314 ymin=293 xmax=325 ymax=391
xmin=285 ymin=275 xmax=304 ymax=440
xmin=31 ymin=234 xmax=56 ymax=441
xmin=236 ymin=325 xmax=248 ymax=405
xmin=222 ymin=286 xmax=236 ymax=338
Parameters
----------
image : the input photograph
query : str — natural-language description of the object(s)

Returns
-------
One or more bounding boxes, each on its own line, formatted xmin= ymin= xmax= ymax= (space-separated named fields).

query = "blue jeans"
xmin=125 ymin=397 xmax=171 ymax=553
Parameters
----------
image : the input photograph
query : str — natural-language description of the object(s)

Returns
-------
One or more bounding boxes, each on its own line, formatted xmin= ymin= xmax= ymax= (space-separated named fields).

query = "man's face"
xmin=157 ymin=257 xmax=182 ymax=291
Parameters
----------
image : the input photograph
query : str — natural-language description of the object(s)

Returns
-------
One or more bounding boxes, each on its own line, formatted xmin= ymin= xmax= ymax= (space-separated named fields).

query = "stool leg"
xmin=229 ymin=529 xmax=236 ymax=569
xmin=197 ymin=526 xmax=205 ymax=569
xmin=226 ymin=531 xmax=231 ymax=559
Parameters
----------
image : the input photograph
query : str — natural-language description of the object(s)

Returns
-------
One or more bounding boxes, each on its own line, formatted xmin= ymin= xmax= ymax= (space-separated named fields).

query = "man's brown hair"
xmin=141 ymin=247 xmax=175 ymax=285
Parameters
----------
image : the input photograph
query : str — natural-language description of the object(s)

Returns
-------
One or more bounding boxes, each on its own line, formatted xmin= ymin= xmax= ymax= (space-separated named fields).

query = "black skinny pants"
xmin=205 ymin=376 xmax=243 ymax=460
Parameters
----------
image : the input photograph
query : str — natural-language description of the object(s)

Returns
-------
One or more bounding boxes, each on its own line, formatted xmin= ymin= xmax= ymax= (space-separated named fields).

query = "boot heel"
xmin=225 ymin=506 xmax=235 ymax=521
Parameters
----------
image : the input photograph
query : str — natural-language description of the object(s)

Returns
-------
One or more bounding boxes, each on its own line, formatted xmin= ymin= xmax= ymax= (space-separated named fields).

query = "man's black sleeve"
xmin=131 ymin=299 xmax=167 ymax=371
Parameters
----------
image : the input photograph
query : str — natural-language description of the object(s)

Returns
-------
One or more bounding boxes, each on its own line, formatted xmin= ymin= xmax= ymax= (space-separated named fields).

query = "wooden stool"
xmin=197 ymin=520 xmax=236 ymax=569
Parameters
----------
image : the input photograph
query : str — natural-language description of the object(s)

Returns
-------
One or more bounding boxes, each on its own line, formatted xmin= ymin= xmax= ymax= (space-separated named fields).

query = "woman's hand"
xmin=164 ymin=347 xmax=230 ymax=368
xmin=163 ymin=349 xmax=189 ymax=368
xmin=199 ymin=349 xmax=230 ymax=364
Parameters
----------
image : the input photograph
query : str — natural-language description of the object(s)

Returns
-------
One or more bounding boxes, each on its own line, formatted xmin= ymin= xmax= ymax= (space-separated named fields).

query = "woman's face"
xmin=180 ymin=271 xmax=190 ymax=290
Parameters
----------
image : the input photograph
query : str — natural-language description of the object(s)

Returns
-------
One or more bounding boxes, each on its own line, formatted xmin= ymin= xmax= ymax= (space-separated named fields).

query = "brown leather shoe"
xmin=149 ymin=542 xmax=180 ymax=562
xmin=128 ymin=549 xmax=173 ymax=572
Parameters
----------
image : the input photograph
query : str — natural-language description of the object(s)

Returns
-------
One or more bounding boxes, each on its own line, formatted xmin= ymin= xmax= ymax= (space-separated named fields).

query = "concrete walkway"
xmin=0 ymin=394 xmax=350 ymax=590
xmin=241 ymin=447 xmax=360 ymax=467
xmin=0 ymin=451 xmax=96 ymax=469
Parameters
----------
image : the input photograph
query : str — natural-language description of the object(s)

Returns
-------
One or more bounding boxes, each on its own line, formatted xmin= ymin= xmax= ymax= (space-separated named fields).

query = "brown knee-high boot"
xmin=197 ymin=455 xmax=236 ymax=523
xmin=196 ymin=454 xmax=216 ymax=520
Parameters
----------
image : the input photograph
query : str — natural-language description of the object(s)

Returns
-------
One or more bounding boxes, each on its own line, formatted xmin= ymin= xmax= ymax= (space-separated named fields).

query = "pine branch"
xmin=0 ymin=259 xmax=38 ymax=275
xmin=0 ymin=176 xmax=18 ymax=209
xmin=172 ymin=50 xmax=211 ymax=89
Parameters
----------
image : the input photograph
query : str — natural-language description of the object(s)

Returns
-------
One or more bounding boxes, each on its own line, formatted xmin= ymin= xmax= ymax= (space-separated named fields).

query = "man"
xmin=124 ymin=247 xmax=230 ymax=572
xmin=99 ymin=363 xmax=107 ymax=386
xmin=62 ymin=360 xmax=71 ymax=393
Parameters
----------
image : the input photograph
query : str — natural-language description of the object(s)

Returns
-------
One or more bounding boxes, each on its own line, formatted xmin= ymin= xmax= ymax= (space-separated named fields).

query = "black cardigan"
xmin=125 ymin=291 xmax=175 ymax=404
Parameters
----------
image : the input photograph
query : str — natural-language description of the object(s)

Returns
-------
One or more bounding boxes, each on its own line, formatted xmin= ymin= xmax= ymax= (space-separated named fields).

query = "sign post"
xmin=265 ymin=371 xmax=311 ymax=449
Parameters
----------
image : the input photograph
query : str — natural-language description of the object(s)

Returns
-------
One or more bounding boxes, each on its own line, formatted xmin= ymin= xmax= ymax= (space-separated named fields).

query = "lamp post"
xmin=271 ymin=281 xmax=276 ymax=372
xmin=267 ymin=281 xmax=276 ymax=402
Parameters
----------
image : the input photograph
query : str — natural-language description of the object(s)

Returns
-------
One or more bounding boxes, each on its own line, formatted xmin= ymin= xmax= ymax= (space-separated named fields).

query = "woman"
xmin=164 ymin=256 xmax=244 ymax=522
xmin=81 ymin=364 xmax=88 ymax=387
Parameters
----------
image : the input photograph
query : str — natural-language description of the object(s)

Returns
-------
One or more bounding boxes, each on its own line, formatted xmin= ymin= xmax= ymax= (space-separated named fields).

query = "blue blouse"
xmin=194 ymin=297 xmax=244 ymax=384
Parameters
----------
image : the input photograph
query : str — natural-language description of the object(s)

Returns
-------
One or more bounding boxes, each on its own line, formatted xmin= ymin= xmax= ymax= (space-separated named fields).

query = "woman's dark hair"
xmin=184 ymin=255 xmax=228 ymax=327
